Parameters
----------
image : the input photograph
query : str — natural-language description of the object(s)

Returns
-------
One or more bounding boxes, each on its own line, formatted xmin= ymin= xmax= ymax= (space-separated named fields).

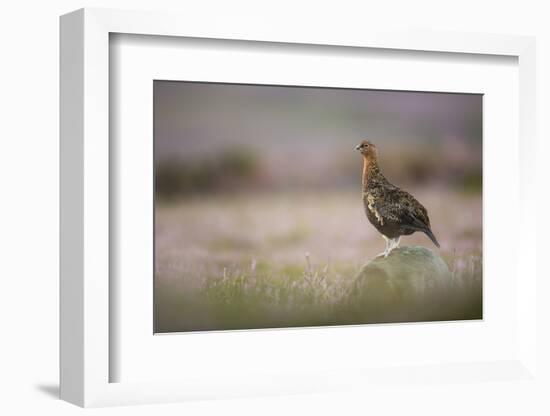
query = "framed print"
xmin=60 ymin=8 xmax=538 ymax=408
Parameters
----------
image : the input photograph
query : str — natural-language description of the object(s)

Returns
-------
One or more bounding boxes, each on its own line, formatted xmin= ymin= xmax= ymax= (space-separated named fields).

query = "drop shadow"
xmin=35 ymin=383 xmax=59 ymax=399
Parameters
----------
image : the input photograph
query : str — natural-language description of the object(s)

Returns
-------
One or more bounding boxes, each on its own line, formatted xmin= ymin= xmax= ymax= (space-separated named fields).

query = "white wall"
xmin=1 ymin=1 xmax=548 ymax=414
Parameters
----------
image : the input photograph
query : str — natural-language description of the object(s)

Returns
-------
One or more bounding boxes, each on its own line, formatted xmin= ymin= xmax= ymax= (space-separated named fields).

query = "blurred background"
xmin=154 ymin=81 xmax=482 ymax=332
xmin=155 ymin=81 xmax=482 ymax=197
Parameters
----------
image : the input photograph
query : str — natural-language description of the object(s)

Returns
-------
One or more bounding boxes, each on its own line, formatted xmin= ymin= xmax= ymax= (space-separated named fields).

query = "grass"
xmin=155 ymin=250 xmax=482 ymax=332
xmin=154 ymin=189 xmax=482 ymax=332
xmin=156 ymin=255 xmax=359 ymax=332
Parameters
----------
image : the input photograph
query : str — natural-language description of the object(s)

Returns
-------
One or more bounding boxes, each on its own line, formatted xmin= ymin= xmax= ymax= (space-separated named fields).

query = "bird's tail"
xmin=423 ymin=228 xmax=440 ymax=248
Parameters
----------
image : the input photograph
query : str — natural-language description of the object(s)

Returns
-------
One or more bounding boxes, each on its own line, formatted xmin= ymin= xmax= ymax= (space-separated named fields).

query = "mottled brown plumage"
xmin=356 ymin=140 xmax=439 ymax=257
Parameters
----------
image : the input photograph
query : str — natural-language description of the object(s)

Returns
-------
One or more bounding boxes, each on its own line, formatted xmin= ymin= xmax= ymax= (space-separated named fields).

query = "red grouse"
xmin=356 ymin=140 xmax=439 ymax=257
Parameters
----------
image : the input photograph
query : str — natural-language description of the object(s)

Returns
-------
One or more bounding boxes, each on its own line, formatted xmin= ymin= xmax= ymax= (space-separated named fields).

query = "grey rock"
xmin=347 ymin=246 xmax=456 ymax=323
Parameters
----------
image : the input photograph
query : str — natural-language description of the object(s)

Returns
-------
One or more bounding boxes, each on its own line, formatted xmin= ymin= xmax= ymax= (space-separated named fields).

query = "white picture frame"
xmin=60 ymin=7 xmax=538 ymax=408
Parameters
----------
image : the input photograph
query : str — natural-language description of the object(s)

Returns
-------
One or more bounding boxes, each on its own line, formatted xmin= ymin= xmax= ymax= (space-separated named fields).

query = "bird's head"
xmin=355 ymin=140 xmax=378 ymax=160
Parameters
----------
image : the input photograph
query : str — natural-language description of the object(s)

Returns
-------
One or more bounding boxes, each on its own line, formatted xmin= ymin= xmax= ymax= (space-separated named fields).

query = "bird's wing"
xmin=371 ymin=186 xmax=440 ymax=247
xmin=372 ymin=187 xmax=431 ymax=230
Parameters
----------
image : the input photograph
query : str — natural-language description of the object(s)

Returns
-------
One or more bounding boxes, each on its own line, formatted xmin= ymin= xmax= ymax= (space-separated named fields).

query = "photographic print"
xmin=154 ymin=81 xmax=482 ymax=333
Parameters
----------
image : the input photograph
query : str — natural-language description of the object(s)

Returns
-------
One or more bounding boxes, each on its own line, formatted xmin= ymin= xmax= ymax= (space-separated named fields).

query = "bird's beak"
xmin=355 ymin=145 xmax=361 ymax=150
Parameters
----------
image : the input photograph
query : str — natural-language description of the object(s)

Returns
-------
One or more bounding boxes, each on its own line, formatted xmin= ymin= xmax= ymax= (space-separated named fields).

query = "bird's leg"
xmin=385 ymin=238 xmax=396 ymax=257
xmin=385 ymin=237 xmax=401 ymax=257
xmin=376 ymin=235 xmax=390 ymax=258
xmin=384 ymin=236 xmax=393 ymax=257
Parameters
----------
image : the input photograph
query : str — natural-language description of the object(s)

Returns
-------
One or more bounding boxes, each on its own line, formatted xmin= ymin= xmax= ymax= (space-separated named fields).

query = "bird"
xmin=356 ymin=140 xmax=440 ymax=258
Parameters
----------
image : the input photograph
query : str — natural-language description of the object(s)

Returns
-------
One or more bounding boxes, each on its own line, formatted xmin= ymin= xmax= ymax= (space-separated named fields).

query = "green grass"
xmin=155 ymin=251 xmax=482 ymax=332
xmin=156 ymin=255 xmax=357 ymax=332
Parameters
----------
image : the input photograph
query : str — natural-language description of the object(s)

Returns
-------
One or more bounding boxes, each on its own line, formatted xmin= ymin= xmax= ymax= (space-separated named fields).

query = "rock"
xmin=347 ymin=246 xmax=455 ymax=323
